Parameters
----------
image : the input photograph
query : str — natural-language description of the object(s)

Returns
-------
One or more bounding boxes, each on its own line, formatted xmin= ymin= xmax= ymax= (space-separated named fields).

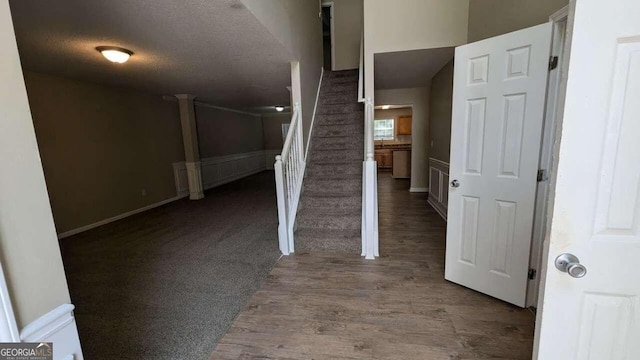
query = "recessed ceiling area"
xmin=374 ymin=47 xmax=454 ymax=90
xmin=9 ymin=0 xmax=293 ymax=111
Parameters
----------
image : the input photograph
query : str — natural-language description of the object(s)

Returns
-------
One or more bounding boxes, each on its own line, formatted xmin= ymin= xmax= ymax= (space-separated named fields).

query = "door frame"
xmin=526 ymin=5 xmax=570 ymax=308
xmin=321 ymin=2 xmax=336 ymax=71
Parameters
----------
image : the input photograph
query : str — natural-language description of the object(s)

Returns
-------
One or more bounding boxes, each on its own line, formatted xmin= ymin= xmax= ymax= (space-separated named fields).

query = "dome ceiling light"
xmin=96 ymin=46 xmax=133 ymax=64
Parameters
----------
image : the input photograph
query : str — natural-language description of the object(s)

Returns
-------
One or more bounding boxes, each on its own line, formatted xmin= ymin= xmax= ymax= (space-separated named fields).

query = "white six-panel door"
xmin=535 ymin=0 xmax=640 ymax=358
xmin=446 ymin=23 xmax=552 ymax=307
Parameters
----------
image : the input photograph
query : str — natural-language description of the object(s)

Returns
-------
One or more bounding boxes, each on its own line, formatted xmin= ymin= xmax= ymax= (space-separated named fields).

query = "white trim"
xmin=528 ymin=9 xmax=571 ymax=310
xmin=409 ymin=187 xmax=429 ymax=193
xmin=0 ymin=261 xmax=19 ymax=342
xmin=193 ymin=101 xmax=261 ymax=117
xmin=21 ymin=304 xmax=83 ymax=360
xmin=57 ymin=194 xmax=187 ymax=239
xmin=428 ymin=157 xmax=450 ymax=168
xmin=428 ymin=197 xmax=448 ymax=221
xmin=305 ymin=67 xmax=325 ymax=161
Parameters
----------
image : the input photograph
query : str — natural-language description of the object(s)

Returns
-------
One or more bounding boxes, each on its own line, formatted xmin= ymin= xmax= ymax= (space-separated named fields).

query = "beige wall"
xmin=24 ymin=72 xmax=185 ymax=235
xmin=0 ymin=3 xmax=71 ymax=328
xmin=195 ymin=105 xmax=264 ymax=157
xmin=375 ymin=87 xmax=430 ymax=191
xmin=326 ymin=0 xmax=363 ymax=70
xmin=262 ymin=113 xmax=291 ymax=150
xmin=374 ymin=108 xmax=412 ymax=145
xmin=467 ymin=0 xmax=568 ymax=42
xmin=428 ymin=59 xmax=454 ymax=163
xmin=241 ymin=0 xmax=323 ymax=153
xmin=365 ymin=0 xmax=469 ymax=55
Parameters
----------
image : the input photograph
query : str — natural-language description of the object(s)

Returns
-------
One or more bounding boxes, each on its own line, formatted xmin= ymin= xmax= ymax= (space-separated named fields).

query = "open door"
xmin=536 ymin=1 xmax=640 ymax=358
xmin=446 ymin=23 xmax=552 ymax=307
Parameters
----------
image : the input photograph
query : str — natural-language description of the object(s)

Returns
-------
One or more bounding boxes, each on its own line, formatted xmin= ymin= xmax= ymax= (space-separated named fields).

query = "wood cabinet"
xmin=397 ymin=115 xmax=412 ymax=135
xmin=375 ymin=149 xmax=393 ymax=169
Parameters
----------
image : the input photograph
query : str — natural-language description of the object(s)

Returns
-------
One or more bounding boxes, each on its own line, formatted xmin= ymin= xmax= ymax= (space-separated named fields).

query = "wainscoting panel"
xmin=173 ymin=150 xmax=268 ymax=196
xmin=428 ymin=158 xmax=449 ymax=221
xmin=20 ymin=304 xmax=84 ymax=360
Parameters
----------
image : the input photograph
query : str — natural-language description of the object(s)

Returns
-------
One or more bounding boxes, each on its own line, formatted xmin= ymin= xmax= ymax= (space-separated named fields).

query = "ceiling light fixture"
xmin=96 ymin=46 xmax=133 ymax=64
xmin=382 ymin=105 xmax=391 ymax=110
xmin=275 ymin=106 xmax=285 ymax=112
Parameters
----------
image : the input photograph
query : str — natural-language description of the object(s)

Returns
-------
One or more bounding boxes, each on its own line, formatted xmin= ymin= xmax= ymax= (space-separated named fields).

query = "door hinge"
xmin=528 ymin=268 xmax=537 ymax=280
xmin=537 ymin=169 xmax=548 ymax=182
xmin=549 ymin=56 xmax=559 ymax=71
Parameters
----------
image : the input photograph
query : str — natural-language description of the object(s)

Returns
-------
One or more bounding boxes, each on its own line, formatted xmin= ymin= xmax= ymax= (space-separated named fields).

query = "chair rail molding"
xmin=428 ymin=157 xmax=449 ymax=221
xmin=20 ymin=304 xmax=83 ymax=360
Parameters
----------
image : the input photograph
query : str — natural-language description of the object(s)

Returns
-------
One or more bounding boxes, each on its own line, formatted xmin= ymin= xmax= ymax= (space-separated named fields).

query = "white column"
xmin=175 ymin=94 xmax=204 ymax=200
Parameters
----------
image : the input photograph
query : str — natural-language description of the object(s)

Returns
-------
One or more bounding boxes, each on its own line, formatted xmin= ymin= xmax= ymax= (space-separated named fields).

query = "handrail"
xmin=274 ymin=103 xmax=305 ymax=255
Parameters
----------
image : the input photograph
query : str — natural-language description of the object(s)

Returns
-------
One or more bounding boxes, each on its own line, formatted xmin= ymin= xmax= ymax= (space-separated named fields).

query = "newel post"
xmin=274 ymin=156 xmax=289 ymax=255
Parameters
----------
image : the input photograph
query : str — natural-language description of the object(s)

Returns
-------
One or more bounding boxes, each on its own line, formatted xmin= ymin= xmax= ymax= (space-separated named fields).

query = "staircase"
xmin=294 ymin=70 xmax=364 ymax=253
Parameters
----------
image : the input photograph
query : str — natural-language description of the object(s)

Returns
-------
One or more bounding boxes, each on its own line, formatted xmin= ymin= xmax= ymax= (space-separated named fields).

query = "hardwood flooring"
xmin=210 ymin=173 xmax=535 ymax=359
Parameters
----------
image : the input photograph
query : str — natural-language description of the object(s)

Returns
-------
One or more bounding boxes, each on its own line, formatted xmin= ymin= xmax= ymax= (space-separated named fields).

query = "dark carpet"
xmin=294 ymin=70 xmax=364 ymax=253
xmin=59 ymin=171 xmax=282 ymax=360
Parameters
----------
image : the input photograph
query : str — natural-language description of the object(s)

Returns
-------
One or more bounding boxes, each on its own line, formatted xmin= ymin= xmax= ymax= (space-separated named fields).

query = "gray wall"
xmin=428 ymin=60 xmax=454 ymax=163
xmin=24 ymin=72 xmax=185 ymax=235
xmin=195 ymin=105 xmax=264 ymax=157
xmin=468 ymin=0 xmax=569 ymax=42
xmin=241 ymin=0 xmax=323 ymax=153
xmin=328 ymin=0 xmax=363 ymax=70
xmin=262 ymin=113 xmax=291 ymax=150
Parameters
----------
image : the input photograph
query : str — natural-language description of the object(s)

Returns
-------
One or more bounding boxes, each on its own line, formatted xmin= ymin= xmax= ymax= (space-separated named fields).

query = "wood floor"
xmin=210 ymin=173 xmax=535 ymax=359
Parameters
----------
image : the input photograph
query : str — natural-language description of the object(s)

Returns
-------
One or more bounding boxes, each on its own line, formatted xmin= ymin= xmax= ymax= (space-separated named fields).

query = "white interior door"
xmin=446 ymin=23 xmax=552 ymax=307
xmin=535 ymin=1 xmax=640 ymax=358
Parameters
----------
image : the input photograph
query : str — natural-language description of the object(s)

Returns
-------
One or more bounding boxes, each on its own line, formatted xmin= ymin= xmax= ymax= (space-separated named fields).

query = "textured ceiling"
xmin=9 ymin=0 xmax=293 ymax=110
xmin=374 ymin=47 xmax=454 ymax=90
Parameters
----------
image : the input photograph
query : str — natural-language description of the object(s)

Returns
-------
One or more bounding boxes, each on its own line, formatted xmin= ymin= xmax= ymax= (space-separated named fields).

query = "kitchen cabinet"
xmin=397 ymin=115 xmax=412 ymax=135
xmin=375 ymin=149 xmax=393 ymax=169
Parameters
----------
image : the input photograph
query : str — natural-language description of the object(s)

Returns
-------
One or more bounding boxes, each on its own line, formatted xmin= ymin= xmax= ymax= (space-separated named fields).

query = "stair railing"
xmin=359 ymin=30 xmax=379 ymax=259
xmin=274 ymin=103 xmax=304 ymax=255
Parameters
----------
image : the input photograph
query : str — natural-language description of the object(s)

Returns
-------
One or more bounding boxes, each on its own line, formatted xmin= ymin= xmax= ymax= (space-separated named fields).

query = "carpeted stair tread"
xmin=294 ymin=70 xmax=363 ymax=254
xmin=294 ymin=229 xmax=361 ymax=253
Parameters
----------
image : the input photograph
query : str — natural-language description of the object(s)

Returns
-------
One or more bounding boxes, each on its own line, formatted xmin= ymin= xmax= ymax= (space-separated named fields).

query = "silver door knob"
xmin=554 ymin=253 xmax=587 ymax=278
xmin=450 ymin=180 xmax=460 ymax=188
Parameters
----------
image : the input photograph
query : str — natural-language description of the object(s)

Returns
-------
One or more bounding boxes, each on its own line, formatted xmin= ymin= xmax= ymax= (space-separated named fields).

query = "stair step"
xmin=321 ymin=83 xmax=358 ymax=95
xmin=315 ymin=112 xmax=364 ymax=126
xmin=308 ymin=149 xmax=362 ymax=164
xmin=320 ymin=93 xmax=358 ymax=105
xmin=317 ymin=103 xmax=363 ymax=115
xmin=296 ymin=212 xmax=361 ymax=231
xmin=294 ymin=228 xmax=361 ymax=254
xmin=305 ymin=163 xmax=362 ymax=179
xmin=298 ymin=194 xmax=361 ymax=211
xmin=313 ymin=123 xmax=363 ymax=138
xmin=303 ymin=178 xmax=361 ymax=194
xmin=311 ymin=136 xmax=363 ymax=150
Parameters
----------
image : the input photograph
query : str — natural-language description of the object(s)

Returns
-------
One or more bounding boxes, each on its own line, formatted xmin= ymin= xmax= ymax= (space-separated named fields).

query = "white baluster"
xmin=274 ymin=156 xmax=289 ymax=255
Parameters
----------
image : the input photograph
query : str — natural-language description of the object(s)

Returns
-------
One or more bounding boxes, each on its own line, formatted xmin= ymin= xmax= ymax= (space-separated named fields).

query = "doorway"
xmin=321 ymin=3 xmax=334 ymax=71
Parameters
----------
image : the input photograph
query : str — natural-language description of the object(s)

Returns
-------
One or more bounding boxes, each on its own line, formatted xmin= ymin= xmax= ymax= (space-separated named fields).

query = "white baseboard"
xmin=409 ymin=187 xmax=429 ymax=193
xmin=57 ymin=194 xmax=187 ymax=239
xmin=20 ymin=304 xmax=83 ymax=360
xmin=428 ymin=197 xmax=448 ymax=221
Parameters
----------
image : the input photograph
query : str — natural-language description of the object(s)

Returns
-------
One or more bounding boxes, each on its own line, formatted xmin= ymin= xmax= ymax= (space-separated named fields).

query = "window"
xmin=374 ymin=119 xmax=394 ymax=140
